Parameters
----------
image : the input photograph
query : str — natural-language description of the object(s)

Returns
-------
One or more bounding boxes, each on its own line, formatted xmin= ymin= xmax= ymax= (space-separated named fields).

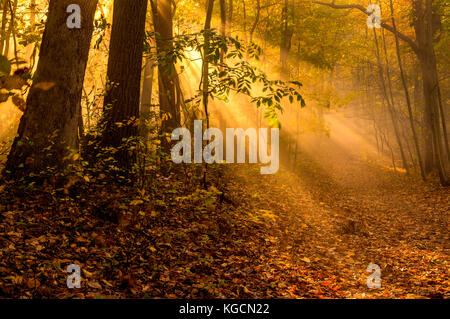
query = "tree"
xmin=201 ymin=0 xmax=215 ymax=187
xmin=389 ymin=0 xmax=426 ymax=180
xmin=280 ymin=0 xmax=292 ymax=79
xmin=4 ymin=0 xmax=98 ymax=179
xmin=314 ymin=0 xmax=449 ymax=185
xmin=227 ymin=0 xmax=233 ymax=36
xmin=101 ymin=0 xmax=148 ymax=168
xmin=150 ymin=0 xmax=180 ymax=153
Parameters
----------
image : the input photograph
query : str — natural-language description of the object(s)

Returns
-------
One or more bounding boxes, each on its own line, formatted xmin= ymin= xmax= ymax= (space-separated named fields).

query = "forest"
xmin=0 ymin=0 xmax=448 ymax=300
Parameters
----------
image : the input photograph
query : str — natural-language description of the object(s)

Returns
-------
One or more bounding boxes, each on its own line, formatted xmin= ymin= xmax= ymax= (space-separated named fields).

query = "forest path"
xmin=224 ymin=147 xmax=449 ymax=298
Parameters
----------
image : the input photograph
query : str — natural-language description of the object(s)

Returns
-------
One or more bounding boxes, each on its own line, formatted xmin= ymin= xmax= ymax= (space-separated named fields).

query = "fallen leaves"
xmin=0 ymin=151 xmax=448 ymax=299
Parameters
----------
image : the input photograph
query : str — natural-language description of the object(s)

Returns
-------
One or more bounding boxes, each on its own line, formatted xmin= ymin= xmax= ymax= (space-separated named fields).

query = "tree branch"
xmin=313 ymin=1 xmax=419 ymax=55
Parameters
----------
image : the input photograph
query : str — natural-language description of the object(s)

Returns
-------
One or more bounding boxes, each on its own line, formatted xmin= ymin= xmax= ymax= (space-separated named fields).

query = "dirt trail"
xmin=224 ymin=147 xmax=449 ymax=298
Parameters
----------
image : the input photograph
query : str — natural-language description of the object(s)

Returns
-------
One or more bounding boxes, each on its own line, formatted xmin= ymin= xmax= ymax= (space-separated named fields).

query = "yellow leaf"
xmin=301 ymin=257 xmax=311 ymax=263
xmin=151 ymin=211 xmax=159 ymax=217
xmin=102 ymin=279 xmax=114 ymax=287
xmin=130 ymin=199 xmax=144 ymax=206
xmin=83 ymin=269 xmax=93 ymax=277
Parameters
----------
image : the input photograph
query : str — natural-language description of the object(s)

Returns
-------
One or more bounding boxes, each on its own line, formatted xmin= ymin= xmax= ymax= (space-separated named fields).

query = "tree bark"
xmin=102 ymin=0 xmax=148 ymax=168
xmin=413 ymin=0 xmax=448 ymax=184
xmin=280 ymin=0 xmax=292 ymax=80
xmin=140 ymin=58 xmax=155 ymax=139
xmin=389 ymin=0 xmax=426 ymax=180
xmin=219 ymin=0 xmax=226 ymax=65
xmin=227 ymin=0 xmax=233 ymax=36
xmin=4 ymin=0 xmax=98 ymax=179
xmin=150 ymin=0 xmax=179 ymax=153
xmin=202 ymin=0 xmax=214 ymax=188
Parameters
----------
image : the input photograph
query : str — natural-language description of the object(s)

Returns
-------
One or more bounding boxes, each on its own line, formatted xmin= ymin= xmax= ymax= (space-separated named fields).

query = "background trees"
xmin=0 ymin=0 xmax=447 ymax=185
xmin=0 ymin=0 xmax=448 ymax=300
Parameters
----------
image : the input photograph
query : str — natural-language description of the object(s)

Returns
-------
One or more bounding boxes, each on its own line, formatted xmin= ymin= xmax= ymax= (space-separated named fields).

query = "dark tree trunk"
xmin=4 ymin=0 xmax=98 ymax=179
xmin=413 ymin=0 xmax=448 ymax=184
xmin=150 ymin=0 xmax=180 ymax=154
xmin=102 ymin=0 xmax=148 ymax=168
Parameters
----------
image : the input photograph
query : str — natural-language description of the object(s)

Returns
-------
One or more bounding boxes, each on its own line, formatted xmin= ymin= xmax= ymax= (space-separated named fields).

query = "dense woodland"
xmin=0 ymin=0 xmax=448 ymax=299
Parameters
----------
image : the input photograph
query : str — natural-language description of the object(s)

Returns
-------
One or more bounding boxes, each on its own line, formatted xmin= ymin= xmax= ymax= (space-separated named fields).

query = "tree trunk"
xmin=0 ymin=0 xmax=8 ymax=55
xmin=242 ymin=0 xmax=247 ymax=44
xmin=140 ymin=58 xmax=155 ymax=139
xmin=437 ymin=81 xmax=450 ymax=164
xmin=249 ymin=0 xmax=260 ymax=43
xmin=389 ymin=0 xmax=425 ymax=180
xmin=102 ymin=0 xmax=148 ymax=168
xmin=373 ymin=28 xmax=410 ymax=174
xmin=202 ymin=0 xmax=214 ymax=188
xmin=413 ymin=0 xmax=448 ymax=184
xmin=4 ymin=0 xmax=98 ymax=179
xmin=150 ymin=0 xmax=179 ymax=153
xmin=280 ymin=0 xmax=292 ymax=79
xmin=227 ymin=0 xmax=233 ymax=36
xmin=219 ymin=0 xmax=226 ymax=65
xmin=3 ymin=0 xmax=17 ymax=59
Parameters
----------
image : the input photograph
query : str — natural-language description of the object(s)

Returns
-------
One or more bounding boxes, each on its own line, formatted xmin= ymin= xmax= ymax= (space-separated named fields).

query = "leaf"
xmin=243 ymin=286 xmax=252 ymax=294
xmin=301 ymin=257 xmax=311 ymax=263
xmin=0 ymin=55 xmax=11 ymax=75
xmin=88 ymin=281 xmax=102 ymax=289
xmin=130 ymin=199 xmax=144 ymax=206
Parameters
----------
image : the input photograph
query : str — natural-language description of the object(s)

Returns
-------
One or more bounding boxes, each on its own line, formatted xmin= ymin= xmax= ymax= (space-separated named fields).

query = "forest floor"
xmin=223 ymin=151 xmax=449 ymax=298
xmin=0 ymin=145 xmax=448 ymax=299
